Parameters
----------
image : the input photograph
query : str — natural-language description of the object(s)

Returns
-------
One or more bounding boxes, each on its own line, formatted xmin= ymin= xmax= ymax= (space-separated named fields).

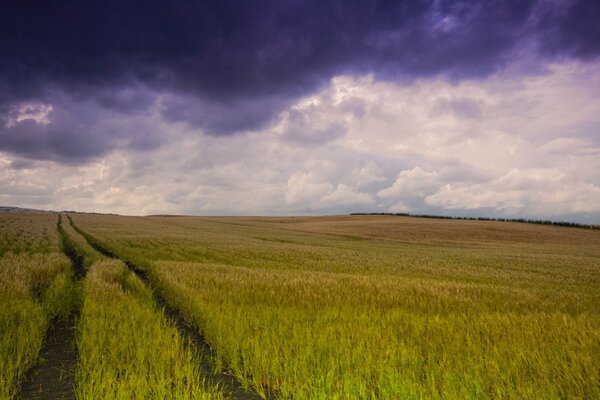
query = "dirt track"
xmin=69 ymin=217 xmax=269 ymax=400
xmin=19 ymin=216 xmax=84 ymax=400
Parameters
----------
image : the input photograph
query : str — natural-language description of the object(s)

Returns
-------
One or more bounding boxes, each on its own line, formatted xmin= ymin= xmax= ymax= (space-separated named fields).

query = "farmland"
xmin=1 ymin=212 xmax=599 ymax=399
xmin=0 ymin=213 xmax=75 ymax=399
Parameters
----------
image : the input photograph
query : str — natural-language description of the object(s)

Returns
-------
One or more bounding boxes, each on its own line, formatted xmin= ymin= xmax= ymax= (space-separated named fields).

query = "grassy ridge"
xmin=61 ymin=215 xmax=103 ymax=271
xmin=72 ymin=214 xmax=600 ymax=399
xmin=76 ymin=260 xmax=224 ymax=399
xmin=0 ymin=213 xmax=75 ymax=399
xmin=62 ymin=216 xmax=225 ymax=399
xmin=154 ymin=262 xmax=599 ymax=399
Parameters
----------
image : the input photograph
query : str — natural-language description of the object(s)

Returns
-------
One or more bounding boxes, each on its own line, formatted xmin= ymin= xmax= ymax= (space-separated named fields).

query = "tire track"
xmin=19 ymin=215 xmax=83 ymax=400
xmin=67 ymin=216 xmax=270 ymax=400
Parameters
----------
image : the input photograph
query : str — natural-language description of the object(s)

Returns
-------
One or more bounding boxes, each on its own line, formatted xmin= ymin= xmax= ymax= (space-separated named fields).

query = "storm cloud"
xmin=1 ymin=0 xmax=599 ymax=221
xmin=2 ymin=2 xmax=599 ymax=146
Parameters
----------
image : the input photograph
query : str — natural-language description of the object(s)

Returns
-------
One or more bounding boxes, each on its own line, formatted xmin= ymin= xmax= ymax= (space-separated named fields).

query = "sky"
xmin=1 ymin=0 xmax=599 ymax=222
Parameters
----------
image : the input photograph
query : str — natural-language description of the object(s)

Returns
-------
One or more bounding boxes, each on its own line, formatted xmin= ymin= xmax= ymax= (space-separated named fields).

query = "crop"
xmin=0 ymin=213 xmax=61 ymax=256
xmin=75 ymin=259 xmax=225 ymax=399
xmin=71 ymin=214 xmax=600 ymax=399
xmin=0 ymin=213 xmax=75 ymax=399
xmin=63 ymin=216 xmax=224 ymax=399
xmin=1 ymin=211 xmax=230 ymax=399
xmin=61 ymin=214 xmax=103 ymax=271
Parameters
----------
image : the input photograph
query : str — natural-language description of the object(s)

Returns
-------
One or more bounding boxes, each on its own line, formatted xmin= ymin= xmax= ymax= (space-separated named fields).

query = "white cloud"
xmin=540 ymin=137 xmax=598 ymax=155
xmin=389 ymin=201 xmax=412 ymax=213
xmin=378 ymin=167 xmax=440 ymax=199
xmin=424 ymin=168 xmax=600 ymax=215
xmin=319 ymin=184 xmax=374 ymax=208
xmin=285 ymin=171 xmax=333 ymax=207
xmin=1 ymin=59 xmax=599 ymax=222
xmin=352 ymin=162 xmax=386 ymax=188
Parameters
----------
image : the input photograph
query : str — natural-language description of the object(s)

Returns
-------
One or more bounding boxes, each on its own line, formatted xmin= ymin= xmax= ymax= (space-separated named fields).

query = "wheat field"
xmin=1 ymin=212 xmax=598 ymax=399
xmin=69 ymin=214 xmax=600 ymax=399
xmin=0 ymin=213 xmax=75 ymax=399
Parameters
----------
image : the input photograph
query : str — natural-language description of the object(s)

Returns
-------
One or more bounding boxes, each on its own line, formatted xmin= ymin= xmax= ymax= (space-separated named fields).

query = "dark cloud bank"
xmin=1 ymin=0 xmax=599 ymax=163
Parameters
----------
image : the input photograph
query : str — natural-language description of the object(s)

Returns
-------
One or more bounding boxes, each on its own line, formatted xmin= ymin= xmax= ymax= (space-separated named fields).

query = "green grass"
xmin=76 ymin=259 xmax=224 ymax=399
xmin=61 ymin=216 xmax=225 ymax=399
xmin=60 ymin=214 xmax=103 ymax=271
xmin=154 ymin=262 xmax=599 ymax=399
xmin=0 ymin=213 xmax=61 ymax=256
xmin=1 ymin=212 xmax=230 ymax=399
xmin=72 ymin=214 xmax=600 ymax=399
xmin=0 ymin=213 xmax=75 ymax=399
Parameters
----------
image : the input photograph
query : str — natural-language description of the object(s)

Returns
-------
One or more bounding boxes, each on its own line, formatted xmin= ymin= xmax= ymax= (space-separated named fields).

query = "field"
xmin=0 ymin=213 xmax=75 ymax=399
xmin=1 ymin=212 xmax=599 ymax=399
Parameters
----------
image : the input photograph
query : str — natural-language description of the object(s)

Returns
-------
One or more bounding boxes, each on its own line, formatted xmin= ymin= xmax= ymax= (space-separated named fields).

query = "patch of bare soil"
xmin=18 ymin=313 xmax=78 ymax=400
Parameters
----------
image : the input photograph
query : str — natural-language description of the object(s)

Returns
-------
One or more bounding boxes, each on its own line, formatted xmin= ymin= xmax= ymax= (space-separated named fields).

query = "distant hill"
xmin=350 ymin=213 xmax=600 ymax=230
xmin=0 ymin=206 xmax=117 ymax=215
xmin=0 ymin=206 xmax=57 ymax=213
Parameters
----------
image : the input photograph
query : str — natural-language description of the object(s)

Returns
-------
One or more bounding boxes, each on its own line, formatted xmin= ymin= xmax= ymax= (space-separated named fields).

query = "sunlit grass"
xmin=73 ymin=214 xmax=600 ymax=399
xmin=61 ymin=214 xmax=103 ymax=270
xmin=62 ymin=217 xmax=225 ymax=399
xmin=0 ymin=213 xmax=62 ymax=256
xmin=154 ymin=262 xmax=600 ymax=399
xmin=0 ymin=213 xmax=75 ymax=399
xmin=75 ymin=259 xmax=224 ymax=399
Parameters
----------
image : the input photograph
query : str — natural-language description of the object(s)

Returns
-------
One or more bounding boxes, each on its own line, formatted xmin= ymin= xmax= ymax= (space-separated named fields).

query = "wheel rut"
xmin=19 ymin=215 xmax=84 ymax=400
xmin=18 ymin=313 xmax=78 ymax=400
xmin=67 ymin=216 xmax=270 ymax=400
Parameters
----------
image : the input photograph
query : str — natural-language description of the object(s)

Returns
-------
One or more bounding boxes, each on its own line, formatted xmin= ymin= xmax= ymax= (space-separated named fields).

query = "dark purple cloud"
xmin=0 ymin=0 xmax=599 ymax=163
xmin=536 ymin=0 xmax=600 ymax=59
xmin=0 ymin=92 xmax=166 ymax=164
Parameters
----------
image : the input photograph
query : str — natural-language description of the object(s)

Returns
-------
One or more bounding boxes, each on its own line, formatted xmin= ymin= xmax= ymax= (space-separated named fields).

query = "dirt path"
xmin=18 ymin=314 xmax=78 ymax=400
xmin=131 ymin=260 xmax=270 ymax=400
xmin=19 ymin=216 xmax=84 ymax=400
xmin=68 ymin=217 xmax=270 ymax=400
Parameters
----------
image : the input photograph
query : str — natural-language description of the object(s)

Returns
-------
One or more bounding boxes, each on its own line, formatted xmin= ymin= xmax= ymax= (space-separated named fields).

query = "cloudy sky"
xmin=1 ymin=0 xmax=599 ymax=221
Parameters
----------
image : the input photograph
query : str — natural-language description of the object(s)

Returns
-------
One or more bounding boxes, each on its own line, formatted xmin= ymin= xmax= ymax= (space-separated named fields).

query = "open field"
xmin=70 ymin=214 xmax=600 ymax=399
xmin=66 ymin=223 xmax=224 ymax=400
xmin=1 ymin=213 xmax=228 ymax=399
xmin=0 ymin=213 xmax=75 ymax=399
xmin=1 ymin=212 xmax=599 ymax=399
